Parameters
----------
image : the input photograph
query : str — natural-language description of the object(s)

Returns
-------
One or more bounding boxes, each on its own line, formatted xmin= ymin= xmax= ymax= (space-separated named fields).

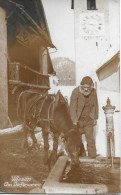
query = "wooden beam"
xmin=9 ymin=80 xmax=50 ymax=90
xmin=96 ymin=52 xmax=120 ymax=81
xmin=9 ymin=62 xmax=49 ymax=77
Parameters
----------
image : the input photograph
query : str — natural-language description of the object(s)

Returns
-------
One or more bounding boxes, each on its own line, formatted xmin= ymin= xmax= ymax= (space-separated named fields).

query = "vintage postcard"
xmin=0 ymin=0 xmax=120 ymax=194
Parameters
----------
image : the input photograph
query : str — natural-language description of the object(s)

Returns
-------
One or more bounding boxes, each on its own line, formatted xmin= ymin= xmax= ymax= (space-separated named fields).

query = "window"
xmin=71 ymin=0 xmax=74 ymax=9
xmin=87 ymin=0 xmax=96 ymax=10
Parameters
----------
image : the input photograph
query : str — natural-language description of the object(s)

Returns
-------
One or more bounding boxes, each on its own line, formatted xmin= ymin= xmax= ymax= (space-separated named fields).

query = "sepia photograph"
xmin=0 ymin=0 xmax=120 ymax=194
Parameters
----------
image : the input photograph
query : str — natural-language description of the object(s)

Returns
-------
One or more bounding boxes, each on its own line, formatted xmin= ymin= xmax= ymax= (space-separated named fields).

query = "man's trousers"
xmin=78 ymin=120 xmax=96 ymax=158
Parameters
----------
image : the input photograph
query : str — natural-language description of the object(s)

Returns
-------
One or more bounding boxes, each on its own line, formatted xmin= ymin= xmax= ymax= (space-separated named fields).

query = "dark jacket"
xmin=70 ymin=87 xmax=98 ymax=123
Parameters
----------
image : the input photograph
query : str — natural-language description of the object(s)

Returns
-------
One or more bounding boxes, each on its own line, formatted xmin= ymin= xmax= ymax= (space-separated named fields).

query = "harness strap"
xmin=27 ymin=95 xmax=46 ymax=117
xmin=37 ymin=95 xmax=55 ymax=125
xmin=26 ymin=96 xmax=47 ymax=130
xmin=36 ymin=96 xmax=48 ymax=122
xmin=48 ymin=96 xmax=55 ymax=122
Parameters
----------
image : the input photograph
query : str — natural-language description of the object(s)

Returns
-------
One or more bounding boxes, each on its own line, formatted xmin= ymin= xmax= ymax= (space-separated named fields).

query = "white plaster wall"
xmin=109 ymin=0 xmax=120 ymax=52
xmin=99 ymin=71 xmax=120 ymax=92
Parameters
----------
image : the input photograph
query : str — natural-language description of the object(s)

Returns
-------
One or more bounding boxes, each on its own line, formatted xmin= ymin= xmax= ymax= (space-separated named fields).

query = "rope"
xmin=36 ymin=96 xmax=48 ymax=122
xmin=47 ymin=96 xmax=55 ymax=122
xmin=26 ymin=95 xmax=48 ymax=130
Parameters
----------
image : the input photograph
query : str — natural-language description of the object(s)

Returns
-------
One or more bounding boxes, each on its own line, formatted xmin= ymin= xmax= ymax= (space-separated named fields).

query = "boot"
xmin=79 ymin=142 xmax=86 ymax=157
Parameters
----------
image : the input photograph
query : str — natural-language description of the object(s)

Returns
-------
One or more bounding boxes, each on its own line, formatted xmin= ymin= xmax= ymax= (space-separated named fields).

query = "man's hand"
xmin=73 ymin=122 xmax=77 ymax=126
xmin=93 ymin=120 xmax=97 ymax=126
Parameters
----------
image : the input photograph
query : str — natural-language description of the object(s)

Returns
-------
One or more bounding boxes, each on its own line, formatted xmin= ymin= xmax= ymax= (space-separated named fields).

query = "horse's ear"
xmin=58 ymin=90 xmax=66 ymax=104
xmin=54 ymin=90 xmax=67 ymax=107
xmin=56 ymin=90 xmax=61 ymax=95
xmin=54 ymin=90 xmax=60 ymax=107
xmin=56 ymin=90 xmax=62 ymax=98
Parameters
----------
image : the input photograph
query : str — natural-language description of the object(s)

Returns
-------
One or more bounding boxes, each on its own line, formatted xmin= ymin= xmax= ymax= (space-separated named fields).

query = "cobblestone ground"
xmin=0 ymin=127 xmax=65 ymax=193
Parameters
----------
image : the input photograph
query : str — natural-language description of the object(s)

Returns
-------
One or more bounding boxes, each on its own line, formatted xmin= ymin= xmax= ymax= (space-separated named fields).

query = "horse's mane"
xmin=53 ymin=102 xmax=73 ymax=133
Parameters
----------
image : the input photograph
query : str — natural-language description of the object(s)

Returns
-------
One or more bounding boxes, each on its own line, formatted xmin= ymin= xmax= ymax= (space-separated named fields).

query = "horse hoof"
xmin=33 ymin=144 xmax=40 ymax=151
xmin=37 ymin=145 xmax=40 ymax=150
xmin=28 ymin=146 xmax=33 ymax=152
xmin=24 ymin=142 xmax=28 ymax=149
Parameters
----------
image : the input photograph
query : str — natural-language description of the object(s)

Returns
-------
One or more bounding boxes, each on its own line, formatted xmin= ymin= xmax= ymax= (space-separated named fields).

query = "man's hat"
xmin=80 ymin=76 xmax=93 ymax=85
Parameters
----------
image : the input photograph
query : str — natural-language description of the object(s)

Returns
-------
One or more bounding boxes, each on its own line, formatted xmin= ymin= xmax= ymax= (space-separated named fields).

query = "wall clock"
xmin=80 ymin=13 xmax=104 ymax=37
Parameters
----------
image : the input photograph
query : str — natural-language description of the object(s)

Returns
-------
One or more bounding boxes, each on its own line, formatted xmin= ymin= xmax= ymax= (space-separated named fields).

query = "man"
xmin=70 ymin=76 xmax=98 ymax=158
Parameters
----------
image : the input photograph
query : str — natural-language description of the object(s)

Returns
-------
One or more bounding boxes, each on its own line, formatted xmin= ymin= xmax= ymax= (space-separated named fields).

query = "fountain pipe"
xmin=102 ymin=98 xmax=115 ymax=160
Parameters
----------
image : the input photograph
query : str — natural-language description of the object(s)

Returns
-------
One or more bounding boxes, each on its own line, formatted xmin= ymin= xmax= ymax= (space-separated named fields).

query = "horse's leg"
xmin=42 ymin=127 xmax=49 ymax=165
xmin=23 ymin=122 xmax=29 ymax=150
xmin=29 ymin=128 xmax=39 ymax=150
xmin=53 ymin=131 xmax=59 ymax=158
xmin=48 ymin=130 xmax=59 ymax=169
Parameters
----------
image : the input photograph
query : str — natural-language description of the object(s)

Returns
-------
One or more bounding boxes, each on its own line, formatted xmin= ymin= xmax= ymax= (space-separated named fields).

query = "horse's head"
xmin=53 ymin=91 xmax=80 ymax=165
xmin=64 ymin=127 xmax=81 ymax=165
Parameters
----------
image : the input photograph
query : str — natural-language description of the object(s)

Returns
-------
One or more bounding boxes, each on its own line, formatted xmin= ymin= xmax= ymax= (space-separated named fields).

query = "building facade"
xmin=0 ymin=0 xmax=56 ymax=127
xmin=73 ymin=0 xmax=119 ymax=85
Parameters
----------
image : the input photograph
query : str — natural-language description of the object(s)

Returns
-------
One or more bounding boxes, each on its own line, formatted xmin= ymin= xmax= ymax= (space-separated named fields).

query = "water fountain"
xmin=42 ymin=98 xmax=120 ymax=194
xmin=42 ymin=155 xmax=120 ymax=194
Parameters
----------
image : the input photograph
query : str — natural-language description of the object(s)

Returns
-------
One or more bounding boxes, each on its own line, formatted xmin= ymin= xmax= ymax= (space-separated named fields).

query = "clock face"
xmin=80 ymin=13 xmax=104 ymax=36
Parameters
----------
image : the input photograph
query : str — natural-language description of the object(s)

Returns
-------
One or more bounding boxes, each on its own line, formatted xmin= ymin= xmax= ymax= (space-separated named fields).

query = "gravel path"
xmin=0 ymin=125 xmax=65 ymax=193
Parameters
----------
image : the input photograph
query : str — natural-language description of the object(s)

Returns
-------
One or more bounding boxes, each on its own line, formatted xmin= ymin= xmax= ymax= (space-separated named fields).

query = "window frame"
xmin=87 ymin=0 xmax=96 ymax=10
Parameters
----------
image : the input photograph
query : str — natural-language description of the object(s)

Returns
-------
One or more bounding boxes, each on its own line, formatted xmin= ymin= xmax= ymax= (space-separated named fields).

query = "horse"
xmin=17 ymin=89 xmax=81 ymax=167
